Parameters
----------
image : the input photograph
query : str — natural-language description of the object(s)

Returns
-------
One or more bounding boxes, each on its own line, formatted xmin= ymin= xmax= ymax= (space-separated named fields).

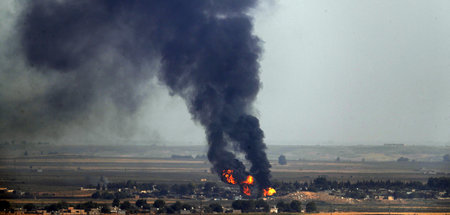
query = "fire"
xmin=221 ymin=170 xmax=256 ymax=196
xmin=222 ymin=169 xmax=237 ymax=184
xmin=263 ymin=187 xmax=276 ymax=197
xmin=240 ymin=175 xmax=253 ymax=196
xmin=242 ymin=185 xmax=251 ymax=196
xmin=241 ymin=175 xmax=254 ymax=185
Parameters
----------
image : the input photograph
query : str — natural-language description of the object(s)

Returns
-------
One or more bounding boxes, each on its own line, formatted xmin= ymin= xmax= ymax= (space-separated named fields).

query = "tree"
xmin=427 ymin=177 xmax=450 ymax=190
xmin=202 ymin=206 xmax=213 ymax=213
xmin=209 ymin=203 xmax=223 ymax=213
xmin=232 ymin=200 xmax=243 ymax=210
xmin=112 ymin=198 xmax=120 ymax=207
xmin=232 ymin=200 xmax=255 ymax=212
xmin=0 ymin=201 xmax=11 ymax=211
xmin=136 ymin=199 xmax=151 ymax=209
xmin=313 ymin=176 xmax=329 ymax=190
xmin=305 ymin=201 xmax=317 ymax=212
xmin=101 ymin=206 xmax=111 ymax=213
xmin=45 ymin=204 xmax=59 ymax=212
xmin=92 ymin=191 xmax=101 ymax=199
xmin=45 ymin=201 xmax=68 ymax=212
xmin=294 ymin=181 xmax=302 ymax=190
xmin=170 ymin=201 xmax=182 ymax=212
xmin=156 ymin=184 xmax=169 ymax=196
xmin=398 ymin=157 xmax=409 ymax=162
xmin=79 ymin=201 xmax=98 ymax=212
xmin=165 ymin=206 xmax=175 ymax=214
xmin=255 ymin=199 xmax=269 ymax=212
xmin=203 ymin=182 xmax=216 ymax=192
xmin=24 ymin=203 xmax=36 ymax=211
xmin=278 ymin=155 xmax=287 ymax=165
xmin=290 ymin=200 xmax=301 ymax=212
xmin=135 ymin=199 xmax=147 ymax=208
xmin=119 ymin=201 xmax=132 ymax=210
xmin=276 ymin=201 xmax=288 ymax=212
xmin=102 ymin=192 xmax=115 ymax=199
xmin=153 ymin=199 xmax=165 ymax=209
xmin=181 ymin=203 xmax=192 ymax=210
xmin=243 ymin=200 xmax=256 ymax=212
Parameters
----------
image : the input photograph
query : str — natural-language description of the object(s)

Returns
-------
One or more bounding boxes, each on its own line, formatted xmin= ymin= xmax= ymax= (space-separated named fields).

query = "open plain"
xmin=1 ymin=144 xmax=449 ymax=213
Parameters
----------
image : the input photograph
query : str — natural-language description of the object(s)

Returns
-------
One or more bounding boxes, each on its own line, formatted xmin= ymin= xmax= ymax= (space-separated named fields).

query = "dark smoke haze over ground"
xmin=2 ymin=0 xmax=272 ymax=191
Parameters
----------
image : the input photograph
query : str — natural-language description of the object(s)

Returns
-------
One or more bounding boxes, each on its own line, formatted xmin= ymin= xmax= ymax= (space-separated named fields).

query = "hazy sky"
xmin=1 ymin=1 xmax=449 ymax=145
xmin=150 ymin=0 xmax=450 ymax=145
xmin=254 ymin=0 xmax=450 ymax=144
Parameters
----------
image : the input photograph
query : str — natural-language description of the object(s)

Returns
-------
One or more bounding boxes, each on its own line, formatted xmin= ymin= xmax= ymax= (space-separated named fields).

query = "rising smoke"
xmin=1 ymin=0 xmax=272 ymax=193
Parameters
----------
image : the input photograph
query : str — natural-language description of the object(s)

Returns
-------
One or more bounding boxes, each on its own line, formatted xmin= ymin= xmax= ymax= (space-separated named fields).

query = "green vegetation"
xmin=23 ymin=203 xmax=36 ymax=211
xmin=231 ymin=200 xmax=270 ymax=213
xmin=45 ymin=201 xmax=68 ymax=212
xmin=209 ymin=203 xmax=223 ymax=213
xmin=153 ymin=199 xmax=165 ymax=209
xmin=135 ymin=199 xmax=150 ymax=209
xmin=305 ymin=201 xmax=317 ymax=212
xmin=276 ymin=200 xmax=302 ymax=212
xmin=119 ymin=201 xmax=132 ymax=210
xmin=112 ymin=198 xmax=120 ymax=207
xmin=278 ymin=154 xmax=287 ymax=165
xmin=0 ymin=200 xmax=11 ymax=211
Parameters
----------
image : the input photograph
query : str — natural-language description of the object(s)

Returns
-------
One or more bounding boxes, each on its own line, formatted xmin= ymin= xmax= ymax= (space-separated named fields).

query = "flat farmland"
xmin=0 ymin=154 xmax=449 ymax=213
xmin=1 ymin=155 xmax=448 ymax=192
xmin=1 ymin=144 xmax=449 ymax=213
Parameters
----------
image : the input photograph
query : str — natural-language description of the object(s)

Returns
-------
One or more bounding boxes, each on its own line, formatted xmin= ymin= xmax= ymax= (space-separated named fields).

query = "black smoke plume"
xmin=13 ymin=0 xmax=272 ymax=192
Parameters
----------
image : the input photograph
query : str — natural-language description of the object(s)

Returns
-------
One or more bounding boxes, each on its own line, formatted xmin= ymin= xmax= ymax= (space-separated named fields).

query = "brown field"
xmin=1 ymin=155 xmax=448 ymax=192
xmin=1 ymin=154 xmax=449 ymax=213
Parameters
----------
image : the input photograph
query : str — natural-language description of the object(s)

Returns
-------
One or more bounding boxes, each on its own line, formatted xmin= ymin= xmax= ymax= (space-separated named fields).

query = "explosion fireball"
xmin=222 ymin=169 xmax=275 ymax=196
xmin=263 ymin=187 xmax=277 ymax=197
xmin=222 ymin=169 xmax=237 ymax=184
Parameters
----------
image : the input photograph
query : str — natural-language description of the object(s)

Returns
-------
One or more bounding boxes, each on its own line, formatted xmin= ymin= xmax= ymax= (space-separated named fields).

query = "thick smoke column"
xmin=16 ymin=0 xmax=272 ymax=192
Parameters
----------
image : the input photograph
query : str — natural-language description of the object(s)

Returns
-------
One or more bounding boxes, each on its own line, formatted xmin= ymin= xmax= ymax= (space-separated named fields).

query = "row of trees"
xmin=230 ymin=199 xmax=317 ymax=213
xmin=232 ymin=199 xmax=269 ymax=212
xmin=275 ymin=200 xmax=301 ymax=212
xmin=276 ymin=200 xmax=317 ymax=213
xmin=0 ymin=199 xmax=190 ymax=214
xmin=271 ymin=177 xmax=450 ymax=194
xmin=0 ymin=200 xmax=111 ymax=213
xmin=3 ymin=199 xmax=316 ymax=214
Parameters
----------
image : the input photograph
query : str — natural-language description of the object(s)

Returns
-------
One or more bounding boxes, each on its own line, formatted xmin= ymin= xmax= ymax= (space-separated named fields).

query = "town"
xmin=1 ymin=176 xmax=449 ymax=214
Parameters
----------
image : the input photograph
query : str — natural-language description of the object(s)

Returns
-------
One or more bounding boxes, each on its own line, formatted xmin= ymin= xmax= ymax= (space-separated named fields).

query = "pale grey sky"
xmin=135 ymin=0 xmax=450 ymax=145
xmin=254 ymin=0 xmax=450 ymax=144
xmin=1 ymin=0 xmax=449 ymax=145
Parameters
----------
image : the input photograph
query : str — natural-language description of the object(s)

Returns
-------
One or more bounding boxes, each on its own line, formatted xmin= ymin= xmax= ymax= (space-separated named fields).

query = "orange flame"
xmin=240 ymin=175 xmax=253 ymax=196
xmin=263 ymin=187 xmax=276 ymax=197
xmin=242 ymin=185 xmax=251 ymax=196
xmin=241 ymin=175 xmax=254 ymax=185
xmin=222 ymin=170 xmax=256 ymax=196
xmin=222 ymin=169 xmax=237 ymax=184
